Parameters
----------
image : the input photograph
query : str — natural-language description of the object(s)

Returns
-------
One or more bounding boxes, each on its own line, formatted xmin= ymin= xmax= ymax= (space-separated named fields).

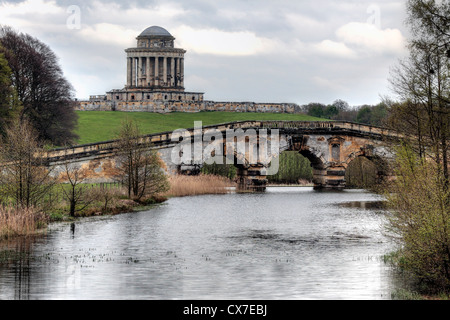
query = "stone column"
xmin=180 ymin=58 xmax=184 ymax=88
xmin=178 ymin=57 xmax=182 ymax=87
xmin=138 ymin=57 xmax=143 ymax=87
xmin=146 ymin=57 xmax=151 ymax=87
xmin=236 ymin=165 xmax=267 ymax=192
xmin=154 ymin=56 xmax=159 ymax=86
xmin=320 ymin=166 xmax=346 ymax=189
xmin=173 ymin=58 xmax=177 ymax=87
xmin=127 ymin=57 xmax=132 ymax=87
xmin=170 ymin=57 xmax=175 ymax=87
xmin=163 ymin=56 xmax=167 ymax=87
xmin=131 ymin=57 xmax=136 ymax=87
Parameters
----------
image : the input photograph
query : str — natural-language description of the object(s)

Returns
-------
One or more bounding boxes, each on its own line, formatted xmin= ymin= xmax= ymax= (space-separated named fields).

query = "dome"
xmin=138 ymin=26 xmax=173 ymax=38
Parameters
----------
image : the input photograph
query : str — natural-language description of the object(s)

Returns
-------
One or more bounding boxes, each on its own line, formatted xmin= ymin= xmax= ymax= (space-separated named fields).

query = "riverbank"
xmin=0 ymin=174 xmax=236 ymax=241
xmin=0 ymin=176 xmax=315 ymax=241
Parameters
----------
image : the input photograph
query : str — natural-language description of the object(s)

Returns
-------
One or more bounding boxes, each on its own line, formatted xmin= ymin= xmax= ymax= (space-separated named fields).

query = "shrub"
xmin=385 ymin=146 xmax=450 ymax=292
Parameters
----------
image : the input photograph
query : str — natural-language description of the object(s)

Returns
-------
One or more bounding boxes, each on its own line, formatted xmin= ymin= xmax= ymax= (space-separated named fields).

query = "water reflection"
xmin=338 ymin=200 xmax=386 ymax=210
xmin=0 ymin=187 xmax=399 ymax=300
xmin=0 ymin=238 xmax=35 ymax=300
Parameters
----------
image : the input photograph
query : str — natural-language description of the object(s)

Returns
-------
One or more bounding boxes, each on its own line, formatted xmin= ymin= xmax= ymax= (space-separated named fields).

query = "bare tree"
xmin=406 ymin=0 xmax=450 ymax=55
xmin=0 ymin=118 xmax=54 ymax=209
xmin=59 ymin=159 xmax=91 ymax=217
xmin=89 ymin=185 xmax=123 ymax=213
xmin=115 ymin=119 xmax=169 ymax=202
xmin=388 ymin=0 xmax=449 ymax=186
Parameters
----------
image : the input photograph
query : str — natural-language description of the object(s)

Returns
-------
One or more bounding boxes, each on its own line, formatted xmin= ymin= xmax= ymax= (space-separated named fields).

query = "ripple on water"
xmin=0 ymin=187 xmax=397 ymax=300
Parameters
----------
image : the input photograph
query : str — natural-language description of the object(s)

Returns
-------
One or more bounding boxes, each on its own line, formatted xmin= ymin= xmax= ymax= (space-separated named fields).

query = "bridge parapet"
xmin=45 ymin=121 xmax=398 ymax=190
xmin=46 ymin=121 xmax=399 ymax=161
xmin=237 ymin=120 xmax=400 ymax=138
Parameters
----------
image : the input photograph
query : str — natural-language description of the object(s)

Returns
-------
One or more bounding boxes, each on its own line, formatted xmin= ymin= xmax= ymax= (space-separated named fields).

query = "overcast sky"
xmin=0 ymin=0 xmax=410 ymax=106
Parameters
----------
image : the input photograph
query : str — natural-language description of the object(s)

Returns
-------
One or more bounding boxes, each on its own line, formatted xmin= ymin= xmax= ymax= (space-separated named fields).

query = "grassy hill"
xmin=74 ymin=111 xmax=326 ymax=145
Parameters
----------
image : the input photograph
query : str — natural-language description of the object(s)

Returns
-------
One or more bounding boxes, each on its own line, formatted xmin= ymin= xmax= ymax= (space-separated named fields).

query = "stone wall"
xmin=202 ymin=101 xmax=301 ymax=113
xmin=76 ymin=99 xmax=301 ymax=114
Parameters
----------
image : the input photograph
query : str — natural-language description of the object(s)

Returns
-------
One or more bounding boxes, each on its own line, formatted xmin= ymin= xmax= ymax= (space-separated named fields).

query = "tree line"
xmin=301 ymin=99 xmax=388 ymax=127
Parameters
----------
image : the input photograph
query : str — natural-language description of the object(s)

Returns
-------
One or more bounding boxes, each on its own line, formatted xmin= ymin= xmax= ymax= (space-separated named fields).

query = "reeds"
xmin=0 ymin=205 xmax=48 ymax=240
xmin=164 ymin=174 xmax=235 ymax=197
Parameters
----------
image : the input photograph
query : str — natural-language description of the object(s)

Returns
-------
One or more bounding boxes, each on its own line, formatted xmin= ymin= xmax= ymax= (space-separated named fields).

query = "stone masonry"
xmin=48 ymin=121 xmax=398 ymax=191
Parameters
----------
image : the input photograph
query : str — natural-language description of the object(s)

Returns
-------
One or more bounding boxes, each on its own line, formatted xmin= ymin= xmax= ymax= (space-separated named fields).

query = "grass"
xmin=74 ymin=111 xmax=326 ymax=145
xmin=46 ymin=183 xmax=139 ymax=220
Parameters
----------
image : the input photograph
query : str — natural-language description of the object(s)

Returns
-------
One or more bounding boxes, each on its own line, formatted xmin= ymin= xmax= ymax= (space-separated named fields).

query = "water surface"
xmin=0 ymin=187 xmax=398 ymax=300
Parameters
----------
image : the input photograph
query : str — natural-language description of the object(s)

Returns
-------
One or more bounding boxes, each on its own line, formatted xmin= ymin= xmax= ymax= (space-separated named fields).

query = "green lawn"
xmin=74 ymin=111 xmax=326 ymax=145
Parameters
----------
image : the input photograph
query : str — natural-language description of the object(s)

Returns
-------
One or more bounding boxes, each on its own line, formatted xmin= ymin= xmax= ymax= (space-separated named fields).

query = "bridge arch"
xmin=345 ymin=155 xmax=378 ymax=188
xmin=345 ymin=154 xmax=392 ymax=189
xmin=298 ymin=149 xmax=326 ymax=188
xmin=47 ymin=121 xmax=396 ymax=192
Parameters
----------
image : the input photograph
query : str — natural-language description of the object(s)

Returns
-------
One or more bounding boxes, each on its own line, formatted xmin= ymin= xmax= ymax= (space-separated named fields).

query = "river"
xmin=0 ymin=187 xmax=400 ymax=300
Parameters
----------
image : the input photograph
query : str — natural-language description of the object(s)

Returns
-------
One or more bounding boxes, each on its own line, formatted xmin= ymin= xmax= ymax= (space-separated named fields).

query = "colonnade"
xmin=127 ymin=56 xmax=184 ymax=88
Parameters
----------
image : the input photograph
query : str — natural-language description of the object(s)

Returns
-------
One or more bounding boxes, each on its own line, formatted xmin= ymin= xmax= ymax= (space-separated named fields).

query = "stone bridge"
xmin=47 ymin=121 xmax=400 ymax=191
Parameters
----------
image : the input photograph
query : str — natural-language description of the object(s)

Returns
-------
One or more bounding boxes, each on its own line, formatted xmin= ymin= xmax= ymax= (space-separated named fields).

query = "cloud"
xmin=303 ymin=21 xmax=407 ymax=61
xmin=312 ymin=40 xmax=356 ymax=59
xmin=77 ymin=23 xmax=137 ymax=47
xmin=312 ymin=76 xmax=347 ymax=93
xmin=0 ymin=0 xmax=64 ymax=29
xmin=0 ymin=0 xmax=62 ymax=15
xmin=336 ymin=22 xmax=406 ymax=56
xmin=174 ymin=25 xmax=278 ymax=56
xmin=285 ymin=12 xmax=332 ymax=41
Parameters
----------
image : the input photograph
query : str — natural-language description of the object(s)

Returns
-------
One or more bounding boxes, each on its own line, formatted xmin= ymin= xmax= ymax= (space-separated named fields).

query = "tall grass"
xmin=164 ymin=174 xmax=235 ymax=197
xmin=0 ymin=206 xmax=48 ymax=240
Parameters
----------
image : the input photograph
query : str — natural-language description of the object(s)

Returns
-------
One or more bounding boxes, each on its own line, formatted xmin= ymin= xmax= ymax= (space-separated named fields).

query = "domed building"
xmin=82 ymin=26 xmax=204 ymax=112
xmin=126 ymin=26 xmax=185 ymax=89
xmin=78 ymin=26 xmax=298 ymax=114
